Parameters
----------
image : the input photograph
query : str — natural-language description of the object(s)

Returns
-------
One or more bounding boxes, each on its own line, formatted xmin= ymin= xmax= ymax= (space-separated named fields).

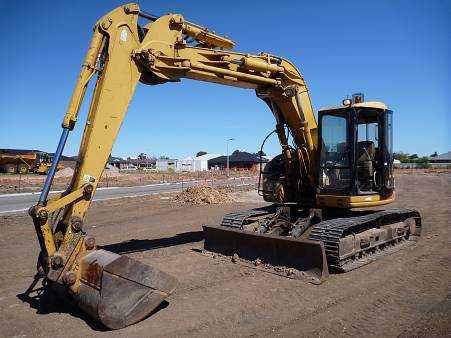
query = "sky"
xmin=0 ymin=0 xmax=450 ymax=159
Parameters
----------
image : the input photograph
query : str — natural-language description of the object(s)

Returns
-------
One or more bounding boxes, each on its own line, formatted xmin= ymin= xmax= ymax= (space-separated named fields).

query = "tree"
xmin=196 ymin=151 xmax=207 ymax=157
xmin=255 ymin=150 xmax=266 ymax=157
xmin=393 ymin=152 xmax=431 ymax=165
xmin=138 ymin=153 xmax=147 ymax=159
xmin=159 ymin=155 xmax=169 ymax=159
xmin=430 ymin=152 xmax=438 ymax=157
xmin=393 ymin=152 xmax=410 ymax=163
xmin=232 ymin=149 xmax=241 ymax=155
xmin=416 ymin=156 xmax=431 ymax=168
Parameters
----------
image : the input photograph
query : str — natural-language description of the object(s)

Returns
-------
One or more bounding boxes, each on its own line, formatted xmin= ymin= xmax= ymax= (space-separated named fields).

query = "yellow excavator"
xmin=29 ymin=3 xmax=422 ymax=329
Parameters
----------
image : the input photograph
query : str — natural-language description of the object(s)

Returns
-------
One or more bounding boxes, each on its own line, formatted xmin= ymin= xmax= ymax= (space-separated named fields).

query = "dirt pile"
xmin=54 ymin=167 xmax=74 ymax=178
xmin=173 ymin=186 xmax=234 ymax=204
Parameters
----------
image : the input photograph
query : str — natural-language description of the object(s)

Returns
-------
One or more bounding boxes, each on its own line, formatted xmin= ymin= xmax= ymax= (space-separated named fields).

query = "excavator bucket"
xmin=202 ymin=225 xmax=329 ymax=284
xmin=70 ymin=249 xmax=177 ymax=330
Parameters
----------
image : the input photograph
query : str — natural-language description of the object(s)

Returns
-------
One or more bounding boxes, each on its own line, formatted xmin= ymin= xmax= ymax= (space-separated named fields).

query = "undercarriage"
xmin=203 ymin=206 xmax=421 ymax=283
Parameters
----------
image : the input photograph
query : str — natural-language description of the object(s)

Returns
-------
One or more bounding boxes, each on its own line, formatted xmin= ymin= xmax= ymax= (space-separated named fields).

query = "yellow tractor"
xmin=33 ymin=152 xmax=64 ymax=175
xmin=29 ymin=4 xmax=421 ymax=329
xmin=0 ymin=151 xmax=63 ymax=174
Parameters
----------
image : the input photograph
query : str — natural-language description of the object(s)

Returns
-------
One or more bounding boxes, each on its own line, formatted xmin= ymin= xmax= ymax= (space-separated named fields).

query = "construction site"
xmin=1 ymin=171 xmax=450 ymax=337
xmin=1 ymin=2 xmax=450 ymax=338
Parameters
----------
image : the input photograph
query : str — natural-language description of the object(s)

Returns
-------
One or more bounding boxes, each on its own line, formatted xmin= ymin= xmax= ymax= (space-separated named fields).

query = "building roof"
xmin=180 ymin=156 xmax=196 ymax=161
xmin=156 ymin=158 xmax=177 ymax=162
xmin=108 ymin=156 xmax=156 ymax=164
xmin=429 ymin=151 xmax=451 ymax=161
xmin=208 ymin=151 xmax=268 ymax=164
xmin=196 ymin=153 xmax=224 ymax=160
xmin=179 ymin=154 xmax=224 ymax=161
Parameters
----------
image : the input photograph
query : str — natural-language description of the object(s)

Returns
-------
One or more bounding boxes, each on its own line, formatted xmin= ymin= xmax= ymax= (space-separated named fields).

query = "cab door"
xmin=380 ymin=110 xmax=394 ymax=197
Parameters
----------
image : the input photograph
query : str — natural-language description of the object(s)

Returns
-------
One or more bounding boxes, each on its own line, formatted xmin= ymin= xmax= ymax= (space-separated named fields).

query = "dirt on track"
xmin=0 ymin=173 xmax=450 ymax=337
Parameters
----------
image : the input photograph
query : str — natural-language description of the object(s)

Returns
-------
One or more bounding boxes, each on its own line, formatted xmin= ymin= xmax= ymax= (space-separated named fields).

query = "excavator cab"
xmin=317 ymin=97 xmax=395 ymax=208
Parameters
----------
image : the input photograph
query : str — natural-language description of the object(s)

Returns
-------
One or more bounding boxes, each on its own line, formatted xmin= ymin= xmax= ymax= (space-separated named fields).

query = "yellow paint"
xmin=316 ymin=193 xmax=396 ymax=208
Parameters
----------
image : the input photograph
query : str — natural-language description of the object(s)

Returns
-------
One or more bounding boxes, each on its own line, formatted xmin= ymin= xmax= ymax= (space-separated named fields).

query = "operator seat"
xmin=357 ymin=141 xmax=375 ymax=163
xmin=357 ymin=141 xmax=375 ymax=192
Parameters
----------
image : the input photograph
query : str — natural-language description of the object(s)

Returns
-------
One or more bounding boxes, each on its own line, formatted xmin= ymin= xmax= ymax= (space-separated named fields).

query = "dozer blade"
xmin=202 ymin=225 xmax=329 ymax=284
xmin=71 ymin=249 xmax=177 ymax=330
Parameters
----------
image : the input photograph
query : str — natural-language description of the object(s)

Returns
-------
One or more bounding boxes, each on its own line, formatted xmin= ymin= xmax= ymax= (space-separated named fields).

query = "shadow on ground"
xmin=17 ymin=273 xmax=171 ymax=331
xmin=13 ymin=232 xmax=201 ymax=332
xmin=17 ymin=276 xmax=110 ymax=331
xmin=100 ymin=230 xmax=204 ymax=254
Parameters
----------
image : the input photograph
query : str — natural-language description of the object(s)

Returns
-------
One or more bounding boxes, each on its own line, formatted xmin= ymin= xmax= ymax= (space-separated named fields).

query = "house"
xmin=177 ymin=154 xmax=223 ymax=172
xmin=208 ymin=151 xmax=268 ymax=171
xmin=196 ymin=153 xmax=223 ymax=171
xmin=429 ymin=151 xmax=451 ymax=163
xmin=156 ymin=159 xmax=178 ymax=171
xmin=108 ymin=156 xmax=156 ymax=170
xmin=156 ymin=154 xmax=223 ymax=172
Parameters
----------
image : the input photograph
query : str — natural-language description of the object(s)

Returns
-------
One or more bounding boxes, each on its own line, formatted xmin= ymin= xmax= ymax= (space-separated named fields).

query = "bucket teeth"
xmin=73 ymin=249 xmax=177 ymax=329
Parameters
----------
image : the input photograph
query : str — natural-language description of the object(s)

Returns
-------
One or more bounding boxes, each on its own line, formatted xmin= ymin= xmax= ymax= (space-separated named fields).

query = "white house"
xmin=156 ymin=159 xmax=177 ymax=171
xmin=177 ymin=156 xmax=198 ymax=172
xmin=176 ymin=154 xmax=223 ymax=172
xmin=156 ymin=154 xmax=223 ymax=172
xmin=196 ymin=154 xmax=223 ymax=171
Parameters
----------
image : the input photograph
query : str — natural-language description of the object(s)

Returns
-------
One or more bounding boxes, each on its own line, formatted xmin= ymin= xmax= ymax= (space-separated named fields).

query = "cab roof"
xmin=318 ymin=101 xmax=389 ymax=112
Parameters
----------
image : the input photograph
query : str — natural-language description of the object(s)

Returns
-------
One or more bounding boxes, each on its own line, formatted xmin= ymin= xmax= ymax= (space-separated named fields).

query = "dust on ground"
xmin=0 ymin=173 xmax=450 ymax=337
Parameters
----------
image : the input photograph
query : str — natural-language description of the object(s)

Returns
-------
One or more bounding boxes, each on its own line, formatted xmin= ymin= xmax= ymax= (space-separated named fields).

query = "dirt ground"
xmin=0 ymin=173 xmax=450 ymax=337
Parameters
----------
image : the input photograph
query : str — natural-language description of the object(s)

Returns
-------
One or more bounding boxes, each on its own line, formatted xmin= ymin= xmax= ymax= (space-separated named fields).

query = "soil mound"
xmin=173 ymin=186 xmax=234 ymax=204
xmin=54 ymin=167 xmax=74 ymax=178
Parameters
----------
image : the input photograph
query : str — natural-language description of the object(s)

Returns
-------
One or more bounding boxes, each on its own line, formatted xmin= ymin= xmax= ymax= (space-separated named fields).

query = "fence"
xmin=0 ymin=172 xmax=261 ymax=194
xmin=395 ymin=162 xmax=451 ymax=169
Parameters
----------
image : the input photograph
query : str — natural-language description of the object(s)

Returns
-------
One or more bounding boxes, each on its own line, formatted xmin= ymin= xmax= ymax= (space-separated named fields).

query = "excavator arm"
xmin=29 ymin=3 xmax=324 ymax=329
xmin=135 ymin=12 xmax=319 ymax=197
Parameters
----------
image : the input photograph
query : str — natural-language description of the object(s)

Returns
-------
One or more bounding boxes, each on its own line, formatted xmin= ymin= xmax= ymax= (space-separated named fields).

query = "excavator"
xmin=29 ymin=3 xmax=422 ymax=330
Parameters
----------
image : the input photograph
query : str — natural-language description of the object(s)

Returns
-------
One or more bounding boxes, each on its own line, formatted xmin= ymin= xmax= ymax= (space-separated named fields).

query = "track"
xmin=217 ymin=206 xmax=422 ymax=274
xmin=309 ymin=208 xmax=422 ymax=271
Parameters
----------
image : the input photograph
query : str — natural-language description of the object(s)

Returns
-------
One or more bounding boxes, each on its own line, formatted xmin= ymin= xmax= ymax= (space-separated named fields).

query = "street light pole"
xmin=226 ymin=138 xmax=235 ymax=177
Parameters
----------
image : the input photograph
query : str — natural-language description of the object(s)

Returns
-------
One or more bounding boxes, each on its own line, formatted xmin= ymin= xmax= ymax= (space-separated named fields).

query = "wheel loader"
xmin=29 ymin=3 xmax=421 ymax=329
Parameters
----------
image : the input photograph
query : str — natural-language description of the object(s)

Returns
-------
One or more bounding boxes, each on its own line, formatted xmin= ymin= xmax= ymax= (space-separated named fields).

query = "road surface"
xmin=0 ymin=177 xmax=257 ymax=214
